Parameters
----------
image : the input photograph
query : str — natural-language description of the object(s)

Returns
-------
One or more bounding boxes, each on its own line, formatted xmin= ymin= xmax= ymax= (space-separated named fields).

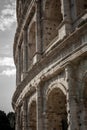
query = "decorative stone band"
xmin=12 ymin=23 xmax=87 ymax=109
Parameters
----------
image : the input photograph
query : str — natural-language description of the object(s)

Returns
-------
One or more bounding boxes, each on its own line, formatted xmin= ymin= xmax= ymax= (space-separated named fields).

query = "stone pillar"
xmin=28 ymin=41 xmax=31 ymax=67
xmin=22 ymin=98 xmax=28 ymax=130
xmin=15 ymin=107 xmax=20 ymax=130
xmin=36 ymin=85 xmax=43 ymax=130
xmin=42 ymin=91 xmax=48 ymax=130
xmin=79 ymin=76 xmax=87 ymax=130
xmin=23 ymin=29 xmax=28 ymax=78
xmin=17 ymin=46 xmax=21 ymax=85
xmin=65 ymin=63 xmax=79 ymax=130
xmin=79 ymin=99 xmax=86 ymax=130
xmin=59 ymin=0 xmax=72 ymax=39
xmin=35 ymin=0 xmax=42 ymax=61
xmin=70 ymin=0 xmax=77 ymax=22
xmin=61 ymin=0 xmax=71 ymax=21
xmin=27 ymin=106 xmax=31 ymax=130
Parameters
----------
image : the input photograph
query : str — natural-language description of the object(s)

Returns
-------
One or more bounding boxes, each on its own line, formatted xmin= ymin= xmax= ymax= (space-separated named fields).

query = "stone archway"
xmin=28 ymin=100 xmax=36 ymax=130
xmin=47 ymin=87 xmax=67 ymax=130
xmin=44 ymin=0 xmax=63 ymax=47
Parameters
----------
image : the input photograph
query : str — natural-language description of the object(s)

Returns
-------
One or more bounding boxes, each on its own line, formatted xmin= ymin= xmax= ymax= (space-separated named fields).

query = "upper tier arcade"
xmin=12 ymin=1 xmax=87 ymax=130
xmin=14 ymin=0 xmax=87 ymax=86
xmin=16 ymin=0 xmax=32 ymax=24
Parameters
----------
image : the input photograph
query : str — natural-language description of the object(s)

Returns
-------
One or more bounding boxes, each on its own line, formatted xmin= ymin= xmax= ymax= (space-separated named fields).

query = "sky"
xmin=0 ymin=0 xmax=16 ymax=113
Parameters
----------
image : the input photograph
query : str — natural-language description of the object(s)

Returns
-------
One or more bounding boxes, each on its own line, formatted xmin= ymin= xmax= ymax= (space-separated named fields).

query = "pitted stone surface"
xmin=12 ymin=0 xmax=87 ymax=130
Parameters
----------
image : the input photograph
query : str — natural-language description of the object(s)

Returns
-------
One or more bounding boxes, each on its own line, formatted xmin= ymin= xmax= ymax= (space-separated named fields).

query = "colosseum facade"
xmin=12 ymin=0 xmax=87 ymax=130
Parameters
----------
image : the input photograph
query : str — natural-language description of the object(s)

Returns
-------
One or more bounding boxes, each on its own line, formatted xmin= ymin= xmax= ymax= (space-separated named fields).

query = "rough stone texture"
xmin=12 ymin=0 xmax=87 ymax=130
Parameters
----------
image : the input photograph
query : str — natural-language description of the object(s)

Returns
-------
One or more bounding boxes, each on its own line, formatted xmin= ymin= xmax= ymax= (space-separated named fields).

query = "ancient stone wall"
xmin=12 ymin=0 xmax=87 ymax=130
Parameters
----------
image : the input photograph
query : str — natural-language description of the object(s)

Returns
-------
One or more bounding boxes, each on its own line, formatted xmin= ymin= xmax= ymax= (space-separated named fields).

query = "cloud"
xmin=0 ymin=57 xmax=15 ymax=67
xmin=0 ymin=0 xmax=16 ymax=31
xmin=0 ymin=57 xmax=16 ymax=76
xmin=0 ymin=68 xmax=16 ymax=77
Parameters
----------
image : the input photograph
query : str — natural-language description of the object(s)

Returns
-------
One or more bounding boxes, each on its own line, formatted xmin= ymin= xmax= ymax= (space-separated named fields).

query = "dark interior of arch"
xmin=29 ymin=100 xmax=36 ymax=130
xmin=47 ymin=88 xmax=68 ymax=130
xmin=44 ymin=0 xmax=63 ymax=48
xmin=76 ymin=0 xmax=87 ymax=16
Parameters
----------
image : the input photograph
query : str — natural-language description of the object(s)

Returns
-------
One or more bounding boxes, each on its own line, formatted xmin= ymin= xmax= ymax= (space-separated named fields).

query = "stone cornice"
xmin=12 ymin=23 xmax=87 ymax=109
xmin=13 ymin=9 xmax=87 ymax=65
xmin=12 ymin=42 xmax=87 ymax=109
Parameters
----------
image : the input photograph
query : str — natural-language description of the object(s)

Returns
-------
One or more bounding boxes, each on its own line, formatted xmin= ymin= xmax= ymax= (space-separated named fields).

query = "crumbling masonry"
xmin=12 ymin=0 xmax=87 ymax=130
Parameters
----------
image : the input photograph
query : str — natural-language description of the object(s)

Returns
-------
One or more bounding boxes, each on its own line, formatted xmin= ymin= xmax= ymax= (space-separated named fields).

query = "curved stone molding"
xmin=13 ymin=1 xmax=87 ymax=130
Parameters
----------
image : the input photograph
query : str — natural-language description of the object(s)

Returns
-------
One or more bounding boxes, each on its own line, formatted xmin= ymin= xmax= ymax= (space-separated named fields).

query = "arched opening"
xmin=47 ymin=88 xmax=67 ymax=130
xmin=29 ymin=100 xmax=36 ymax=130
xmin=84 ymin=0 xmax=87 ymax=9
xmin=28 ymin=22 xmax=36 ymax=66
xmin=44 ymin=0 xmax=63 ymax=47
xmin=76 ymin=0 xmax=87 ymax=16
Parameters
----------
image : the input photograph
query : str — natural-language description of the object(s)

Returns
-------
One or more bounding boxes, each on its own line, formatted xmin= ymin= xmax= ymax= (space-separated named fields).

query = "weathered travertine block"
xmin=12 ymin=0 xmax=87 ymax=130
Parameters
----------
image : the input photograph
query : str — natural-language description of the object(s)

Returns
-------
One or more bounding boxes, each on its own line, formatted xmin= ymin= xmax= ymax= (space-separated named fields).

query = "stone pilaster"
xmin=59 ymin=0 xmax=72 ymax=37
xmin=17 ymin=46 xmax=21 ymax=85
xmin=79 ymin=99 xmax=86 ymax=130
xmin=70 ymin=0 xmax=77 ymax=21
xmin=22 ymin=98 xmax=28 ymax=130
xmin=37 ymin=86 xmax=43 ymax=130
xmin=23 ymin=29 xmax=28 ymax=78
xmin=43 ymin=111 xmax=48 ymax=130
xmin=35 ymin=0 xmax=42 ymax=61
xmin=15 ymin=107 xmax=20 ymax=130
xmin=42 ymin=92 xmax=48 ymax=130
xmin=65 ymin=63 xmax=79 ymax=130
xmin=61 ymin=0 xmax=71 ymax=22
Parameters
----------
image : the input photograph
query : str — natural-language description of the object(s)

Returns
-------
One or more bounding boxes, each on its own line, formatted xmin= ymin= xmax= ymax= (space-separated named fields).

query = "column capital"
xmin=65 ymin=61 xmax=74 ymax=81
xmin=65 ymin=61 xmax=74 ymax=68
xmin=15 ymin=106 xmax=20 ymax=114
